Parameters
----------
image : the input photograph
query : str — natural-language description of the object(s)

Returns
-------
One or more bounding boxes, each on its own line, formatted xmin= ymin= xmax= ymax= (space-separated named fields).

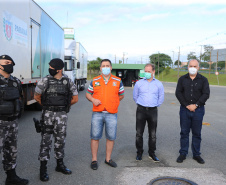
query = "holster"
xmin=33 ymin=113 xmax=54 ymax=134
xmin=33 ymin=117 xmax=43 ymax=133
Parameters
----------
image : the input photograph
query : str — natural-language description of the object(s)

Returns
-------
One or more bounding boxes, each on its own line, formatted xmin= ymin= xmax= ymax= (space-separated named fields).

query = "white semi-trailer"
xmin=64 ymin=28 xmax=87 ymax=92
xmin=0 ymin=0 xmax=64 ymax=108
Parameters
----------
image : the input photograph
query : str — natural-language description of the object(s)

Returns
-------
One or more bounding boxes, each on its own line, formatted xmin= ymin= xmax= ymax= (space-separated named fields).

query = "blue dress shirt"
xmin=133 ymin=77 xmax=164 ymax=107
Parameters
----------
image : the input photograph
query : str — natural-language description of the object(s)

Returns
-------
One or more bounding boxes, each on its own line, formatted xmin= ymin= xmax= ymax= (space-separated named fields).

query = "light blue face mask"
xmin=102 ymin=67 xmax=111 ymax=75
xmin=144 ymin=72 xmax=152 ymax=79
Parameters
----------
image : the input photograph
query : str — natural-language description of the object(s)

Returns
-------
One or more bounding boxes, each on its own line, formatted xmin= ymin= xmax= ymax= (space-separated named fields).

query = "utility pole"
xmin=225 ymin=55 xmax=226 ymax=73
xmin=216 ymin=50 xmax=219 ymax=85
xmin=122 ymin=52 xmax=128 ymax=64
xmin=158 ymin=52 xmax=160 ymax=79
xmin=177 ymin=47 xmax=180 ymax=79
xmin=123 ymin=52 xmax=125 ymax=64
xmin=216 ymin=50 xmax=218 ymax=72
xmin=115 ymin=54 xmax=116 ymax=64
xmin=172 ymin=51 xmax=174 ymax=68
xmin=141 ymin=57 xmax=142 ymax=64
xmin=209 ymin=51 xmax=211 ymax=78
xmin=199 ymin=45 xmax=202 ymax=62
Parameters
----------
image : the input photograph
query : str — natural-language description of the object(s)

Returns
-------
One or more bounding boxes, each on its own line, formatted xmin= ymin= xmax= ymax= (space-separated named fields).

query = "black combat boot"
xmin=5 ymin=168 xmax=29 ymax=185
xmin=55 ymin=158 xmax=72 ymax=175
xmin=40 ymin=161 xmax=49 ymax=181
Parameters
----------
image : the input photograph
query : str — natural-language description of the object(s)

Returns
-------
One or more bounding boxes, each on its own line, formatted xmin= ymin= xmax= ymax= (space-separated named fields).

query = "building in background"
xmin=112 ymin=64 xmax=145 ymax=87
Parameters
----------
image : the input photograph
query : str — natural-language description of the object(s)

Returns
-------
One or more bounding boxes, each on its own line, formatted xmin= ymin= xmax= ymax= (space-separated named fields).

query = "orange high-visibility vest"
xmin=92 ymin=74 xmax=121 ymax=113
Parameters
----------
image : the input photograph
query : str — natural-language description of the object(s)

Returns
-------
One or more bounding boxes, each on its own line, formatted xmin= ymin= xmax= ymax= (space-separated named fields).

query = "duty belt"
xmin=137 ymin=104 xmax=157 ymax=110
xmin=43 ymin=106 xmax=67 ymax=112
xmin=0 ymin=116 xmax=17 ymax=121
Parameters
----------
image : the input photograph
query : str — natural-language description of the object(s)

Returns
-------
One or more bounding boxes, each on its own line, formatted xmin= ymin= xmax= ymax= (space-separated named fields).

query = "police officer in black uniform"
xmin=34 ymin=58 xmax=78 ymax=182
xmin=0 ymin=55 xmax=29 ymax=185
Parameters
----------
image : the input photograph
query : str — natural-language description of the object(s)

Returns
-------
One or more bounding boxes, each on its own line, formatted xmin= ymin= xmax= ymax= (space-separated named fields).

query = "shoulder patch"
xmin=93 ymin=77 xmax=101 ymax=81
xmin=111 ymin=77 xmax=120 ymax=82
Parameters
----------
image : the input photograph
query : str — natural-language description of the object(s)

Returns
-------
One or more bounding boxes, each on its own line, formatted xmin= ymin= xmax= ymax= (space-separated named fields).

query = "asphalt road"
xmin=0 ymin=82 xmax=226 ymax=185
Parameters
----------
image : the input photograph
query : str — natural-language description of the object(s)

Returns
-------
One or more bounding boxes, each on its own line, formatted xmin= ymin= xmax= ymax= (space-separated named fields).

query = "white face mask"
xmin=188 ymin=67 xmax=197 ymax=75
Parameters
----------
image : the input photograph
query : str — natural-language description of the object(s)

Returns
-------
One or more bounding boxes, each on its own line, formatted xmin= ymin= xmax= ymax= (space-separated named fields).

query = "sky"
xmin=34 ymin=0 xmax=226 ymax=64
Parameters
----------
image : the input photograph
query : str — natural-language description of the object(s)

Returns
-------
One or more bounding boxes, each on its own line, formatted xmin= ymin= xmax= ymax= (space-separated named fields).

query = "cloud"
xmin=141 ymin=13 xmax=170 ymax=22
xmin=71 ymin=17 xmax=92 ymax=28
xmin=199 ymin=8 xmax=226 ymax=15
xmin=34 ymin=0 xmax=226 ymax=5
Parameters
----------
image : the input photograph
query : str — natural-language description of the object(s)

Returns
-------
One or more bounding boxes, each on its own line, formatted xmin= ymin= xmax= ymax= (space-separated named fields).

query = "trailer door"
xmin=31 ymin=20 xmax=41 ymax=78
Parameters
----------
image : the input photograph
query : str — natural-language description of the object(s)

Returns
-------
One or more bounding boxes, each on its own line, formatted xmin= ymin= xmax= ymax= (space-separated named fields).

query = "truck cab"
xmin=64 ymin=28 xmax=87 ymax=92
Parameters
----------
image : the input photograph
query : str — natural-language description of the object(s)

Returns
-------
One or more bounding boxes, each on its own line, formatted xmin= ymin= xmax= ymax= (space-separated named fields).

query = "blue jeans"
xmin=179 ymin=105 xmax=205 ymax=157
xmin=90 ymin=112 xmax=118 ymax=141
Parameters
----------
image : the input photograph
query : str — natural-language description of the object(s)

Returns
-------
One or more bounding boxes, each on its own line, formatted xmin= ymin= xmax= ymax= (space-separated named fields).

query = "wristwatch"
xmin=195 ymin=104 xmax=199 ymax=107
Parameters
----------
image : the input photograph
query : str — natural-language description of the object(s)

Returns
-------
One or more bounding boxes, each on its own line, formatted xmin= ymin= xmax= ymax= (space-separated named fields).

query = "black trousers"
xmin=136 ymin=105 xmax=158 ymax=155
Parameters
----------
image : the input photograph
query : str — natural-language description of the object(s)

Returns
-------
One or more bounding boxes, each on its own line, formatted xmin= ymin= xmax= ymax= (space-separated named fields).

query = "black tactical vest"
xmin=41 ymin=77 xmax=70 ymax=107
xmin=0 ymin=76 xmax=21 ymax=116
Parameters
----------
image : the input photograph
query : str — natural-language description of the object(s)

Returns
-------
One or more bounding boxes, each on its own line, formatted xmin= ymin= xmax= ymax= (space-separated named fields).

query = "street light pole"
xmin=172 ymin=51 xmax=174 ymax=68
xmin=123 ymin=52 xmax=125 ymax=64
xmin=158 ymin=52 xmax=159 ymax=79
xmin=177 ymin=47 xmax=180 ymax=79
xmin=199 ymin=45 xmax=203 ymax=62
xmin=122 ymin=52 xmax=128 ymax=64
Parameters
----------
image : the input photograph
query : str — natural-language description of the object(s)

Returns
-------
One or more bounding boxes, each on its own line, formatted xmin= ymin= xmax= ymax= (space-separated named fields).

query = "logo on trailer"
xmin=3 ymin=15 xmax=13 ymax=41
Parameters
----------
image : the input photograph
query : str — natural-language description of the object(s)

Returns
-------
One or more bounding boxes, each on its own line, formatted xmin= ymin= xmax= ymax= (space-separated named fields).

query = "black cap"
xmin=49 ymin=58 xmax=64 ymax=70
xmin=0 ymin=55 xmax=15 ymax=66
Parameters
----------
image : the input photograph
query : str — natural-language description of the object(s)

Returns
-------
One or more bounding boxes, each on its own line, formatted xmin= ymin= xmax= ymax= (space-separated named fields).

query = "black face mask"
xmin=1 ymin=64 xmax=14 ymax=74
xmin=49 ymin=68 xmax=58 ymax=76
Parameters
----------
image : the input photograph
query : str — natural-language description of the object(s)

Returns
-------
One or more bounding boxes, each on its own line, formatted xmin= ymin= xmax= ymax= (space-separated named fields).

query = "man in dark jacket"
xmin=175 ymin=59 xmax=210 ymax=164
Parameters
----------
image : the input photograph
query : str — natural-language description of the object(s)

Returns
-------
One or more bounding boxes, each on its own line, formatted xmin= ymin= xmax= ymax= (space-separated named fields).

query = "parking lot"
xmin=0 ymin=82 xmax=226 ymax=185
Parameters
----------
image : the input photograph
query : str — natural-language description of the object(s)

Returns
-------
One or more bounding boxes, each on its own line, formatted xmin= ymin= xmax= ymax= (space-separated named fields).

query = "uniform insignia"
xmin=113 ymin=82 xmax=117 ymax=86
xmin=63 ymin=80 xmax=68 ymax=85
xmin=94 ymin=82 xmax=100 ymax=87
xmin=13 ymin=82 xmax=17 ymax=87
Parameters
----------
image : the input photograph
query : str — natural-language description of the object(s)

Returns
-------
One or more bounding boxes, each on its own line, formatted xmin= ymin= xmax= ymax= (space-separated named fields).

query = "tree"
xmin=119 ymin=60 xmax=122 ymax=64
xmin=187 ymin=52 xmax=197 ymax=61
xmin=200 ymin=62 xmax=209 ymax=68
xmin=201 ymin=45 xmax=214 ymax=62
xmin=149 ymin=53 xmax=172 ymax=74
xmin=164 ymin=66 xmax=171 ymax=75
xmin=211 ymin=61 xmax=225 ymax=70
xmin=88 ymin=57 xmax=102 ymax=73
xmin=174 ymin=60 xmax=181 ymax=66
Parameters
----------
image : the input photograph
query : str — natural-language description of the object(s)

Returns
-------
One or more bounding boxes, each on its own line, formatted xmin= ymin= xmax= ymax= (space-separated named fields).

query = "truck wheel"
xmin=80 ymin=80 xmax=85 ymax=91
xmin=76 ymin=80 xmax=80 ymax=93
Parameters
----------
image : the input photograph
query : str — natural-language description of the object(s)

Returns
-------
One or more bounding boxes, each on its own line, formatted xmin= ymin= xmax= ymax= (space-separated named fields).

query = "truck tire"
xmin=80 ymin=80 xmax=85 ymax=91
xmin=76 ymin=80 xmax=80 ymax=93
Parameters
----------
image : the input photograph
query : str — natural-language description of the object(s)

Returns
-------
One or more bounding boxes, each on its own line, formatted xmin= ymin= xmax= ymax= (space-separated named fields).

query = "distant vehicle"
xmin=64 ymin=28 xmax=87 ymax=92
xmin=132 ymin=79 xmax=139 ymax=87
xmin=0 ymin=0 xmax=64 ymax=109
xmin=0 ymin=1 xmax=88 ymax=111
